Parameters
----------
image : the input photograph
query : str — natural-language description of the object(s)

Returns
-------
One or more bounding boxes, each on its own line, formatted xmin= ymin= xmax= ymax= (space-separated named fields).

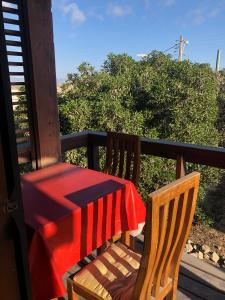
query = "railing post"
xmin=87 ymin=143 xmax=100 ymax=171
xmin=176 ymin=155 xmax=186 ymax=179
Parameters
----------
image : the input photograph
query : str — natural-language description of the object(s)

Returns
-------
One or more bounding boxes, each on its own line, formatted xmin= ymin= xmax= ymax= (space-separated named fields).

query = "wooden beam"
xmin=18 ymin=130 xmax=225 ymax=170
xmin=26 ymin=0 xmax=61 ymax=168
xmin=88 ymin=131 xmax=225 ymax=169
xmin=61 ymin=132 xmax=89 ymax=153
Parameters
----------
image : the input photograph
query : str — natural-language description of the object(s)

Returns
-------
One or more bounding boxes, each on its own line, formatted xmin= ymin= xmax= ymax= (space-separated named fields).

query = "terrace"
xmin=0 ymin=1 xmax=225 ymax=300
xmin=18 ymin=131 xmax=225 ymax=299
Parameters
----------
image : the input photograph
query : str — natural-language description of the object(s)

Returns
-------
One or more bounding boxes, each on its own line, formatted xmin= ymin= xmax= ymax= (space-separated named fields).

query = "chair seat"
xmin=72 ymin=243 xmax=141 ymax=300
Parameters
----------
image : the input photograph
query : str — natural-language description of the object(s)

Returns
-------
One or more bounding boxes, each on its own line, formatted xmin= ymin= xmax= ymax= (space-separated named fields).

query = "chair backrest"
xmin=104 ymin=132 xmax=141 ymax=185
xmin=133 ymin=172 xmax=200 ymax=300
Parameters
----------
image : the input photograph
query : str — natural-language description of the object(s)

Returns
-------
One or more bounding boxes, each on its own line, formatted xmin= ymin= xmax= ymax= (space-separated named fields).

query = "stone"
xmin=204 ymin=253 xmax=210 ymax=260
xmin=190 ymin=252 xmax=198 ymax=258
xmin=215 ymin=245 xmax=222 ymax=251
xmin=202 ymin=244 xmax=210 ymax=253
xmin=187 ymin=239 xmax=193 ymax=244
xmin=198 ymin=251 xmax=204 ymax=259
xmin=185 ymin=243 xmax=193 ymax=253
xmin=211 ymin=252 xmax=220 ymax=263
xmin=193 ymin=244 xmax=198 ymax=250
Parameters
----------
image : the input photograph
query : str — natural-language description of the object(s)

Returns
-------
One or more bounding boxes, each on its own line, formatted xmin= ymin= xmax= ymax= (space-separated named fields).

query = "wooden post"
xmin=176 ymin=155 xmax=186 ymax=179
xmin=87 ymin=144 xmax=100 ymax=171
xmin=26 ymin=0 xmax=61 ymax=168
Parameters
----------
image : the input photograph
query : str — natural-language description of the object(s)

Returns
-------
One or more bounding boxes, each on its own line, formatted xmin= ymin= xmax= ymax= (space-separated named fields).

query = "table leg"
xmin=121 ymin=232 xmax=135 ymax=250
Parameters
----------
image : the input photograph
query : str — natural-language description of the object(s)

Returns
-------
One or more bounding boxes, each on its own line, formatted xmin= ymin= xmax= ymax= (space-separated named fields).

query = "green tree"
xmin=58 ymin=52 xmax=220 ymax=225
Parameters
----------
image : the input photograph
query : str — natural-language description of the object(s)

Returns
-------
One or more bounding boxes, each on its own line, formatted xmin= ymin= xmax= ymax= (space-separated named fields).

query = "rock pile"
xmin=185 ymin=240 xmax=225 ymax=268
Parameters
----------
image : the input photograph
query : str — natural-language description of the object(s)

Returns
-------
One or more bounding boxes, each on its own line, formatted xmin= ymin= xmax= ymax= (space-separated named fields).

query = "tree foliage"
xmin=58 ymin=52 xmax=221 ymax=224
xmin=216 ymin=69 xmax=225 ymax=146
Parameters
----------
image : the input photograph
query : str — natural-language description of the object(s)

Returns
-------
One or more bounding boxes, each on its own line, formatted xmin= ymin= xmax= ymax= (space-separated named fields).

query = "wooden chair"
xmin=67 ymin=172 xmax=200 ymax=300
xmin=104 ymin=132 xmax=141 ymax=186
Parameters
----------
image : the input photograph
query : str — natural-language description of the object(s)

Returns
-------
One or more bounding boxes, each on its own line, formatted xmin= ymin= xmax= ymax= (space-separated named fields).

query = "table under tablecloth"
xmin=21 ymin=162 xmax=146 ymax=300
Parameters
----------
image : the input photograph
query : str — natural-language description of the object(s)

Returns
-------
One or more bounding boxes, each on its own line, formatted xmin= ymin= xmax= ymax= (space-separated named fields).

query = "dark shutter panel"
xmin=1 ymin=0 xmax=37 ymax=166
xmin=0 ymin=1 xmax=32 ymax=298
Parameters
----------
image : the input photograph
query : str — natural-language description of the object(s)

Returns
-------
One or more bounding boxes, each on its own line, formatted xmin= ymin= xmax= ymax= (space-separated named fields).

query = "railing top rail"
xmin=17 ymin=131 xmax=225 ymax=169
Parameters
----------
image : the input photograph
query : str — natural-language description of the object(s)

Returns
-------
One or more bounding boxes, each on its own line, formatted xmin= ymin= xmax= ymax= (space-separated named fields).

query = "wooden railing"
xmin=18 ymin=131 xmax=225 ymax=176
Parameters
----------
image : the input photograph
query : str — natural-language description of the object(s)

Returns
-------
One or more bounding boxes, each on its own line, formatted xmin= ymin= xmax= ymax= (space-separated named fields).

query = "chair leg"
xmin=121 ymin=232 xmax=135 ymax=250
xmin=165 ymin=291 xmax=175 ymax=300
xmin=97 ymin=241 xmax=110 ymax=255
xmin=67 ymin=278 xmax=80 ymax=300
xmin=111 ymin=233 xmax=121 ymax=243
xmin=165 ymin=283 xmax=177 ymax=300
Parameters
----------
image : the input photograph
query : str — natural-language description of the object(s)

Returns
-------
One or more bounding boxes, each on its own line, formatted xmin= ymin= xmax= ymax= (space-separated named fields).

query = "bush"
xmin=216 ymin=69 xmax=225 ymax=146
xmin=58 ymin=52 xmax=220 ymax=225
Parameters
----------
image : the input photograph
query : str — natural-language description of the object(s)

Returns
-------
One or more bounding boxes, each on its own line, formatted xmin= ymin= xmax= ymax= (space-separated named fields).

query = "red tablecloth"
xmin=21 ymin=163 xmax=146 ymax=300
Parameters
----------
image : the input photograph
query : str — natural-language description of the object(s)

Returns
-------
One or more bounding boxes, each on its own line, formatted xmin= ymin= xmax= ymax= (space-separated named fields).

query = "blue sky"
xmin=52 ymin=0 xmax=225 ymax=81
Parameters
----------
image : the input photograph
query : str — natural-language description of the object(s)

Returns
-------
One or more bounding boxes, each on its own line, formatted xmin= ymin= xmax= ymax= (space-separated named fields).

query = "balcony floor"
xmin=178 ymin=252 xmax=225 ymax=299
xmin=62 ymin=237 xmax=225 ymax=300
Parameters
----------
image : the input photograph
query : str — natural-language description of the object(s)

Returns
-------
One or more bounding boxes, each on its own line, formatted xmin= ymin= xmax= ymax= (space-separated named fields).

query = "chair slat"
xmin=171 ymin=187 xmax=198 ymax=278
xmin=161 ymin=190 xmax=189 ymax=286
xmin=154 ymin=196 xmax=179 ymax=296
xmin=149 ymin=203 xmax=169 ymax=297
xmin=133 ymin=200 xmax=160 ymax=299
xmin=104 ymin=132 xmax=140 ymax=185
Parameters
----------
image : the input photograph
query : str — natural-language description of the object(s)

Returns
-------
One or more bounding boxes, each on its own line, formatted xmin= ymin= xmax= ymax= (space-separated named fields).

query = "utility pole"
xmin=178 ymin=35 xmax=183 ymax=62
xmin=216 ymin=49 xmax=221 ymax=72
xmin=178 ymin=35 xmax=189 ymax=62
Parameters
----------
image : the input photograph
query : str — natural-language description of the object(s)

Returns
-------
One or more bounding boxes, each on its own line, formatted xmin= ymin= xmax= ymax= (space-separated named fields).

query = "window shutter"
xmin=1 ymin=0 xmax=36 ymax=165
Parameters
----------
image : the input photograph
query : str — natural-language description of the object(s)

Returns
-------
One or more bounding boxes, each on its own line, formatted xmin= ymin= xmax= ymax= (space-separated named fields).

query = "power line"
xmin=163 ymin=43 xmax=178 ymax=53
xmin=163 ymin=35 xmax=189 ymax=61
